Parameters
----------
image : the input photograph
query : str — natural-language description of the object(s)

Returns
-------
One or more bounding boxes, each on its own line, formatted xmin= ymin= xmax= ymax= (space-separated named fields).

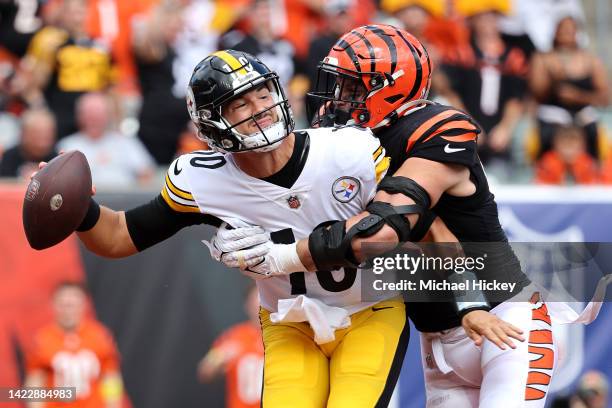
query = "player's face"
xmin=53 ymin=287 xmax=87 ymax=330
xmin=223 ymin=84 xmax=279 ymax=136
xmin=333 ymin=76 xmax=367 ymax=113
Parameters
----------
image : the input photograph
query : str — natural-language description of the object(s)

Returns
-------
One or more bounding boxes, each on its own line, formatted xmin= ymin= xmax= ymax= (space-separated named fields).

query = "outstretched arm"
xmin=77 ymin=206 xmax=137 ymax=258
xmin=35 ymin=154 xmax=215 ymax=258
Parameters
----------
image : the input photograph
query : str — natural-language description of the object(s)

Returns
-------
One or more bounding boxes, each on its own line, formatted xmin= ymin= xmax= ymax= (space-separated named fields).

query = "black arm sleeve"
xmin=125 ymin=194 xmax=222 ymax=252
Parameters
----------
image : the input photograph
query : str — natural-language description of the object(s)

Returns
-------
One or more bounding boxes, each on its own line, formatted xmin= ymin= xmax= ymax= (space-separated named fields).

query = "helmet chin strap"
xmin=237 ymin=121 xmax=288 ymax=153
xmin=334 ymin=109 xmax=353 ymax=126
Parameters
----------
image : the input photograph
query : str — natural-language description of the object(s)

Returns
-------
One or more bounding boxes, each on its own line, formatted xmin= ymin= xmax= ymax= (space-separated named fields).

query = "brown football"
xmin=22 ymin=151 xmax=92 ymax=250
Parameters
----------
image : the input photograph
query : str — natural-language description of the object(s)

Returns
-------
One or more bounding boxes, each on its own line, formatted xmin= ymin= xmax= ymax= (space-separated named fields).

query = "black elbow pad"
xmin=308 ymin=220 xmax=357 ymax=271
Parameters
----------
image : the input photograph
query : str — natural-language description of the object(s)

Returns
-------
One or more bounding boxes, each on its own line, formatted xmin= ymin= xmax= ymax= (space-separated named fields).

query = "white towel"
xmin=270 ymin=296 xmax=351 ymax=344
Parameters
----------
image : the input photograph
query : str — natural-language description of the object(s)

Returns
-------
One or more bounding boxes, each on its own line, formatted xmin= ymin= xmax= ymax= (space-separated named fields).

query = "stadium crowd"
xmin=0 ymin=0 xmax=610 ymax=187
xmin=2 ymin=1 xmax=612 ymax=407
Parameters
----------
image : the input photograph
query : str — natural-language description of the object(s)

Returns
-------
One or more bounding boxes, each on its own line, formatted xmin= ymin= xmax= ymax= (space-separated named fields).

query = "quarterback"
xmin=51 ymin=50 xmax=411 ymax=407
xmin=214 ymin=26 xmax=560 ymax=408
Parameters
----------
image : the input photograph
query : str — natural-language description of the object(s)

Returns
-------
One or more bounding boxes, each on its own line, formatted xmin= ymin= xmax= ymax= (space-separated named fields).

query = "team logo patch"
xmin=332 ymin=177 xmax=360 ymax=203
xmin=287 ymin=195 xmax=301 ymax=209
xmin=25 ymin=179 xmax=40 ymax=202
xmin=186 ymin=87 xmax=197 ymax=122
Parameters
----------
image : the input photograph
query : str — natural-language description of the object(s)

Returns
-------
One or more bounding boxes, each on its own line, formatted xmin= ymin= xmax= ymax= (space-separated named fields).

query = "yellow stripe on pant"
xmin=259 ymin=297 xmax=409 ymax=408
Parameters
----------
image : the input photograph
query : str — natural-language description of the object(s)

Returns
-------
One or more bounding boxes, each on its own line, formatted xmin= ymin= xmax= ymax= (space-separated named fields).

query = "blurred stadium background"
xmin=1 ymin=0 xmax=611 ymax=407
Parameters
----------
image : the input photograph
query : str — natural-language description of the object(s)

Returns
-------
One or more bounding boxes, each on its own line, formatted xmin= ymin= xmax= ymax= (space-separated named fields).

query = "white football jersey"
xmin=161 ymin=126 xmax=390 ymax=314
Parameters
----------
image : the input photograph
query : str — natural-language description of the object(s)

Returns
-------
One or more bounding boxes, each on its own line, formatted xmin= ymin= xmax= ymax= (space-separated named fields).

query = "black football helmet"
xmin=187 ymin=50 xmax=294 ymax=153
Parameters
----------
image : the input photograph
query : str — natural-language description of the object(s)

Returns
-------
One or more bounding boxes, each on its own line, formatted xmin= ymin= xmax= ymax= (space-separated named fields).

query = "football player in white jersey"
xmin=41 ymin=50 xmax=411 ymax=407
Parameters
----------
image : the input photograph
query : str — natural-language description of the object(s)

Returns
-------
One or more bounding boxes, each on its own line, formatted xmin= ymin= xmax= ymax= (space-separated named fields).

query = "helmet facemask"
xmin=308 ymin=63 xmax=372 ymax=128
xmin=220 ymin=81 xmax=290 ymax=153
xmin=189 ymin=68 xmax=294 ymax=153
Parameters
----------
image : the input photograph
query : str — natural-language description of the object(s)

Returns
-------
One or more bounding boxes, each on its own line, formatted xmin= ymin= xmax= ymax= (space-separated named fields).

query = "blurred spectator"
xmin=131 ymin=0 xmax=190 ymax=164
xmin=550 ymin=396 xmax=573 ymax=408
xmin=210 ymin=0 xmax=253 ymax=36
xmin=534 ymin=125 xmax=599 ymax=185
xmin=0 ymin=0 xmax=45 ymax=59
xmin=379 ymin=0 xmax=466 ymax=108
xmin=58 ymin=92 xmax=154 ymax=188
xmin=172 ymin=0 xmax=221 ymax=98
xmin=219 ymin=0 xmax=294 ymax=88
xmin=0 ymin=56 xmax=22 ymax=152
xmin=600 ymin=156 xmax=612 ymax=185
xmin=23 ymin=281 xmax=126 ymax=408
xmin=304 ymin=0 xmax=354 ymax=86
xmin=176 ymin=121 xmax=209 ymax=156
xmin=0 ymin=108 xmax=56 ymax=178
xmin=529 ymin=16 xmax=609 ymax=161
xmin=254 ymin=0 xmax=374 ymax=66
xmin=18 ymin=0 xmax=115 ymax=139
xmin=1 ymin=1 xmax=51 ymax=148
xmin=572 ymin=370 xmax=610 ymax=408
xmin=287 ymin=74 xmax=310 ymax=129
xmin=304 ymin=0 xmax=355 ymax=119
xmin=381 ymin=0 xmax=445 ymax=41
xmin=85 ymin=0 xmax=156 ymax=96
xmin=197 ymin=285 xmax=263 ymax=408
xmin=495 ymin=0 xmax=538 ymax=59
xmin=444 ymin=0 xmax=528 ymax=169
xmin=276 ymin=0 xmax=328 ymax=63
xmin=498 ymin=0 xmax=585 ymax=53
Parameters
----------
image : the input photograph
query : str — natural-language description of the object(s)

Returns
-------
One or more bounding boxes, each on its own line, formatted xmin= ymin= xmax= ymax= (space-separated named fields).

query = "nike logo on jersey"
xmin=173 ymin=161 xmax=182 ymax=175
xmin=372 ymin=306 xmax=394 ymax=312
xmin=444 ymin=144 xmax=466 ymax=154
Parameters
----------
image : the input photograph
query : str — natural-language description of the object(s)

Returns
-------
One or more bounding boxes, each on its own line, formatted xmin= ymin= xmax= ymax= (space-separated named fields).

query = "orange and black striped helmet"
xmin=309 ymin=24 xmax=432 ymax=129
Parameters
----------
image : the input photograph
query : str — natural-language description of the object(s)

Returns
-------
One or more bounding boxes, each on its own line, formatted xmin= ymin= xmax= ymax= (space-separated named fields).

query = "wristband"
xmin=276 ymin=242 xmax=307 ymax=274
xmin=448 ymin=270 xmax=490 ymax=318
xmin=457 ymin=305 xmax=492 ymax=321
xmin=76 ymin=198 xmax=101 ymax=232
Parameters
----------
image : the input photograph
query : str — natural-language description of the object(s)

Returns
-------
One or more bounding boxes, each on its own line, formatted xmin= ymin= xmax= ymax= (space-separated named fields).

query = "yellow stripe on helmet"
xmin=212 ymin=50 xmax=248 ymax=75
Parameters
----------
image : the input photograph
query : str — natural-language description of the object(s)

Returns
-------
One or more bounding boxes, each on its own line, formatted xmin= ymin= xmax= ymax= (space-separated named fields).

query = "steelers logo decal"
xmin=332 ymin=177 xmax=360 ymax=203
xmin=186 ymin=87 xmax=197 ymax=122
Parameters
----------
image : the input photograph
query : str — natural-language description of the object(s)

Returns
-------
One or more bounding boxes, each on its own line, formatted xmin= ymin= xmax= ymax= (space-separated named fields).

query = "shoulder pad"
xmin=406 ymin=105 xmax=480 ymax=153
xmin=400 ymin=105 xmax=481 ymax=167
xmin=326 ymin=126 xmax=390 ymax=183
xmin=161 ymin=155 xmax=200 ymax=213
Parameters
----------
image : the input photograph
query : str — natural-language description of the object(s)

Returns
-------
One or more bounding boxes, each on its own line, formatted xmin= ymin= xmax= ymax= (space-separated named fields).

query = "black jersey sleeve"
xmin=125 ymin=194 xmax=222 ymax=252
xmin=405 ymin=106 xmax=481 ymax=167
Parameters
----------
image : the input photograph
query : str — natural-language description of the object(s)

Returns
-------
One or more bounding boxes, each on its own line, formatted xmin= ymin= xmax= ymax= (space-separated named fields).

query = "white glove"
xmin=202 ymin=221 xmax=271 ymax=268
xmin=240 ymin=242 xmax=307 ymax=280
xmin=203 ymin=221 xmax=307 ymax=280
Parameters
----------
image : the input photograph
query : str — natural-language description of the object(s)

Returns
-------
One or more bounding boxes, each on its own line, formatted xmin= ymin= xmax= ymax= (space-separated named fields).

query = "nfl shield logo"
xmin=287 ymin=195 xmax=301 ymax=209
xmin=25 ymin=179 xmax=40 ymax=202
